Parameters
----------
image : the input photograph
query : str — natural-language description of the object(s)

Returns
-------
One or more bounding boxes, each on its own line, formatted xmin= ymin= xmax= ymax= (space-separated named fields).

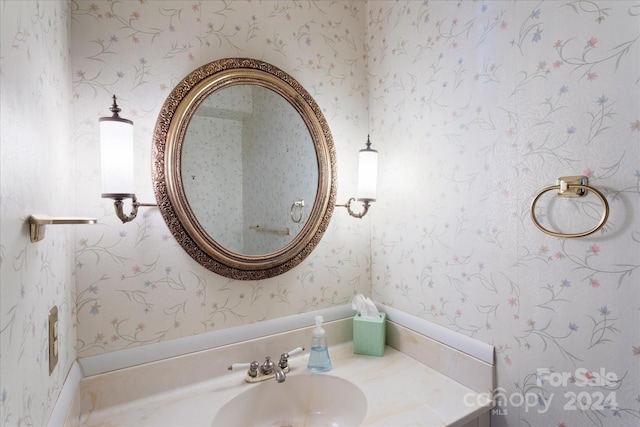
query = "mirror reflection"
xmin=182 ymin=84 xmax=318 ymax=255
xmin=153 ymin=57 xmax=335 ymax=280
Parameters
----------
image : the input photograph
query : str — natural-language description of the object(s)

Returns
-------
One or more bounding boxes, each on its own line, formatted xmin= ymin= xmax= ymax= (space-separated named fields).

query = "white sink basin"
xmin=212 ymin=373 xmax=367 ymax=427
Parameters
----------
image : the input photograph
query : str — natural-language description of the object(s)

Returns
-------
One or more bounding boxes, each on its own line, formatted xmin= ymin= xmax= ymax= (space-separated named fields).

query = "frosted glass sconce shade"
xmin=337 ymin=135 xmax=378 ymax=219
xmin=357 ymin=137 xmax=378 ymax=202
xmin=100 ymin=95 xmax=134 ymax=199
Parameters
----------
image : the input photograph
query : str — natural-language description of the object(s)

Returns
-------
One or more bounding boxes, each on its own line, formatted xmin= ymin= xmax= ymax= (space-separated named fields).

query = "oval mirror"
xmin=152 ymin=58 xmax=336 ymax=280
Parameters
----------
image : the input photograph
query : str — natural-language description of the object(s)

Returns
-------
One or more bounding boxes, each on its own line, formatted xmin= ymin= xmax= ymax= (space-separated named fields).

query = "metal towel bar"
xmin=249 ymin=225 xmax=290 ymax=235
xmin=530 ymin=176 xmax=609 ymax=238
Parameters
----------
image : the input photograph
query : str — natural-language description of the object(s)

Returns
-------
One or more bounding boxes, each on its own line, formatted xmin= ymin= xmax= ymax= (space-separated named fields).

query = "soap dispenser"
xmin=307 ymin=315 xmax=332 ymax=372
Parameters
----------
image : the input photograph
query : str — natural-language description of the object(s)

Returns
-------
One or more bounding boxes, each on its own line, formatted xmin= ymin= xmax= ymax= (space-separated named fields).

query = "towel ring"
xmin=290 ymin=200 xmax=304 ymax=223
xmin=530 ymin=176 xmax=609 ymax=238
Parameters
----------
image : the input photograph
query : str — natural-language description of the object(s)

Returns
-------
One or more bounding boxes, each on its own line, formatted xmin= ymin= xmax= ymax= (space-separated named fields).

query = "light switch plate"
xmin=48 ymin=306 xmax=58 ymax=375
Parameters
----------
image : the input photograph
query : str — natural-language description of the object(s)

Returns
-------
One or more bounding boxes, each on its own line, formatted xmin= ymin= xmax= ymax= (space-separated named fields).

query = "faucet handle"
xmin=279 ymin=353 xmax=289 ymax=369
xmin=261 ymin=356 xmax=275 ymax=374
xmin=248 ymin=361 xmax=259 ymax=378
xmin=287 ymin=346 xmax=305 ymax=357
xmin=278 ymin=346 xmax=305 ymax=369
xmin=228 ymin=362 xmax=250 ymax=371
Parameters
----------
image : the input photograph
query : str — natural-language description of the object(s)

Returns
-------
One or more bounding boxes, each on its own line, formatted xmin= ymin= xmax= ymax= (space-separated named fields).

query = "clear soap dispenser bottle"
xmin=307 ymin=315 xmax=332 ymax=372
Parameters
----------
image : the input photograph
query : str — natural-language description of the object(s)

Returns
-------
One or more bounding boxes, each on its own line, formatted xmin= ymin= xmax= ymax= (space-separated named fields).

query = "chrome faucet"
xmin=228 ymin=347 xmax=304 ymax=384
xmin=261 ymin=356 xmax=286 ymax=383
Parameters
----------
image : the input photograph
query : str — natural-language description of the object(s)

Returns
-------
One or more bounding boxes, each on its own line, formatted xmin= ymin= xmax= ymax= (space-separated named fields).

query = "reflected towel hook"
xmin=530 ymin=176 xmax=609 ymax=238
xmin=290 ymin=200 xmax=304 ymax=223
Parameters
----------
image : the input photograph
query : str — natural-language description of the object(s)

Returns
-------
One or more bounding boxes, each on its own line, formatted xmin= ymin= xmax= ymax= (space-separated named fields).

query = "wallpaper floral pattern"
xmin=1 ymin=1 xmax=76 ymax=426
xmin=368 ymin=1 xmax=640 ymax=426
xmin=3 ymin=1 xmax=369 ymax=425
xmin=69 ymin=0 xmax=369 ymax=362
xmin=2 ymin=1 xmax=639 ymax=426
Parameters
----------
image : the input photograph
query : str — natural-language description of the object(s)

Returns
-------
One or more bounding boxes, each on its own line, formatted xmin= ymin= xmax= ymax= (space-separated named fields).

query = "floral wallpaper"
xmin=70 ymin=0 xmax=369 ymax=359
xmin=369 ymin=1 xmax=640 ymax=426
xmin=2 ymin=1 xmax=639 ymax=426
xmin=1 ymin=1 xmax=76 ymax=426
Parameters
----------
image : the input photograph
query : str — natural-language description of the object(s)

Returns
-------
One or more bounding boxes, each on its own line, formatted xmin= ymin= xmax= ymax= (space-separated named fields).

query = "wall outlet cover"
xmin=49 ymin=306 xmax=58 ymax=375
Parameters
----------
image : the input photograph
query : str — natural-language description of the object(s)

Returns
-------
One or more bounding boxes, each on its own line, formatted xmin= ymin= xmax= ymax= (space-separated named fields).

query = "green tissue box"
xmin=353 ymin=312 xmax=386 ymax=357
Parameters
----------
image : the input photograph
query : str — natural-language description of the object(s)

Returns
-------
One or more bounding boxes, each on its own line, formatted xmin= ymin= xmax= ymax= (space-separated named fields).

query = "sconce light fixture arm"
xmin=109 ymin=195 xmax=156 ymax=224
xmin=337 ymin=197 xmax=371 ymax=219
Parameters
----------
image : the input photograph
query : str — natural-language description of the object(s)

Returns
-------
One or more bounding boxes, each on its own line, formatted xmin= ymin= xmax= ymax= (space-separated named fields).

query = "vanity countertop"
xmin=79 ymin=342 xmax=490 ymax=427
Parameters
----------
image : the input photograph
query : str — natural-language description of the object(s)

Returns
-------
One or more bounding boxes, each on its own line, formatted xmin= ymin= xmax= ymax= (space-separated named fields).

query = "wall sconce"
xmin=337 ymin=135 xmax=378 ymax=218
xmin=99 ymin=95 xmax=154 ymax=223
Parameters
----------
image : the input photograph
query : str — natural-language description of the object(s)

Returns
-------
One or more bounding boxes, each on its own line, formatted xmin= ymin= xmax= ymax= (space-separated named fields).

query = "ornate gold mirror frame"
xmin=152 ymin=58 xmax=336 ymax=280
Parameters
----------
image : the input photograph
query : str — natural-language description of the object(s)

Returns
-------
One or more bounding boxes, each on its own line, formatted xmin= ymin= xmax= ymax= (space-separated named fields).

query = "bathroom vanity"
xmin=63 ymin=306 xmax=494 ymax=426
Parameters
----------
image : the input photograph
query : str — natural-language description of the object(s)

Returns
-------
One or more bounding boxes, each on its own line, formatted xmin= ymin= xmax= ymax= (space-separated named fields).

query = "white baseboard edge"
xmin=377 ymin=303 xmax=494 ymax=365
xmin=78 ymin=305 xmax=354 ymax=377
xmin=48 ymin=361 xmax=83 ymax=427
xmin=78 ymin=303 xmax=494 ymax=377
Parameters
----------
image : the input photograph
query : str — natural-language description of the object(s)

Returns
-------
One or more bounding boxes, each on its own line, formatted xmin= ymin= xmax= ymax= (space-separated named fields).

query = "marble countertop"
xmin=80 ymin=342 xmax=490 ymax=427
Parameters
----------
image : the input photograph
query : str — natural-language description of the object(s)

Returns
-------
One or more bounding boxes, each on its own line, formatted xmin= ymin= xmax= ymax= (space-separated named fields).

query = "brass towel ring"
xmin=290 ymin=200 xmax=305 ymax=223
xmin=530 ymin=176 xmax=609 ymax=238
